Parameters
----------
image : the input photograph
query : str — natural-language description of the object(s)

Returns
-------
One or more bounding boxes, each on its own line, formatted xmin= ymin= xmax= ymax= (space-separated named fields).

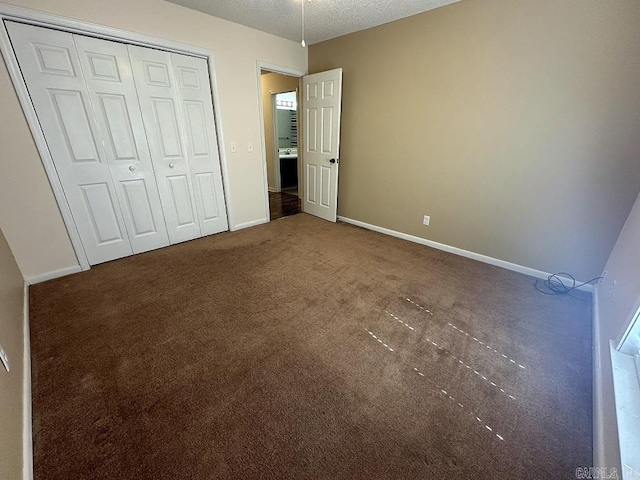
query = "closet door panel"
xmin=128 ymin=45 xmax=201 ymax=244
xmin=74 ymin=34 xmax=171 ymax=254
xmin=171 ymin=54 xmax=228 ymax=235
xmin=167 ymin=174 xmax=197 ymax=226
xmin=6 ymin=21 xmax=133 ymax=264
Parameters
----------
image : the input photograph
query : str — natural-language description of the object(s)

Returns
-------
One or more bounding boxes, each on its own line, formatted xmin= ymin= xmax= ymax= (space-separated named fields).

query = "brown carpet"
xmin=30 ymin=214 xmax=592 ymax=479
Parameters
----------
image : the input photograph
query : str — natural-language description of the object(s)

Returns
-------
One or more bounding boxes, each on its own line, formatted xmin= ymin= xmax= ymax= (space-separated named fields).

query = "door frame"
xmin=256 ymin=61 xmax=305 ymax=221
xmin=271 ymin=92 xmax=281 ymax=193
xmin=0 ymin=2 xmax=235 ymax=271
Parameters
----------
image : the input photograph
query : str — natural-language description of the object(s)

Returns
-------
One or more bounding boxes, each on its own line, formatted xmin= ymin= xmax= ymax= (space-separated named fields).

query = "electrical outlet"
xmin=247 ymin=142 xmax=254 ymax=153
xmin=230 ymin=142 xmax=237 ymax=153
xmin=0 ymin=343 xmax=9 ymax=373
xmin=600 ymin=270 xmax=607 ymax=285
xmin=423 ymin=215 xmax=430 ymax=226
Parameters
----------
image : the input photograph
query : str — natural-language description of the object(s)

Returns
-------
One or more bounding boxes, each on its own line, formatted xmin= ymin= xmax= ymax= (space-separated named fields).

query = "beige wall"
xmin=260 ymin=72 xmax=300 ymax=189
xmin=0 ymin=0 xmax=307 ymax=279
xmin=309 ymin=0 xmax=640 ymax=280
xmin=0 ymin=227 xmax=25 ymax=479
xmin=595 ymin=191 xmax=640 ymax=469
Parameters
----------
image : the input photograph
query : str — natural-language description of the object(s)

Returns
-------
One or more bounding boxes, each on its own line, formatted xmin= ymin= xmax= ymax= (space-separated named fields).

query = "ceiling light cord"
xmin=301 ymin=0 xmax=306 ymax=48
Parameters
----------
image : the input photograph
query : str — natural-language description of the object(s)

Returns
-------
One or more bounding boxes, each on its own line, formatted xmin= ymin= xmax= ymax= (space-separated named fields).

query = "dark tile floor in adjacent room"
xmin=269 ymin=190 xmax=301 ymax=220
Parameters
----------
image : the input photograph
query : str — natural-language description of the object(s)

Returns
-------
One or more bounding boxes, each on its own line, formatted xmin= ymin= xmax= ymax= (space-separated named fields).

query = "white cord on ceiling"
xmin=301 ymin=0 xmax=306 ymax=47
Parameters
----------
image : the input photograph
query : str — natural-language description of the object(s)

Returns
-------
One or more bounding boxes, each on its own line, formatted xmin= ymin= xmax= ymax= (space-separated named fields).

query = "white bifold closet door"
xmin=169 ymin=53 xmax=228 ymax=237
xmin=74 ymin=34 xmax=171 ymax=253
xmin=7 ymin=22 xmax=141 ymax=264
xmin=6 ymin=21 xmax=228 ymax=265
xmin=128 ymin=46 xmax=228 ymax=243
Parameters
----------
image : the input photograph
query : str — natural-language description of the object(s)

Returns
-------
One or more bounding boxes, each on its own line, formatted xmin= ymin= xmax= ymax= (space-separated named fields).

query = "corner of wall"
xmin=22 ymin=281 xmax=32 ymax=480
xmin=592 ymin=287 xmax=605 ymax=467
xmin=592 ymin=285 xmax=622 ymax=472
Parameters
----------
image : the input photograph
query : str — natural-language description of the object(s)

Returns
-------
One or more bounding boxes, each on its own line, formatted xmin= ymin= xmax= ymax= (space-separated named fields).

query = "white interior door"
xmin=170 ymin=53 xmax=228 ymax=235
xmin=6 ymin=22 xmax=134 ymax=264
xmin=74 ymin=34 xmax=170 ymax=254
xmin=302 ymin=68 xmax=343 ymax=222
xmin=128 ymin=44 xmax=201 ymax=244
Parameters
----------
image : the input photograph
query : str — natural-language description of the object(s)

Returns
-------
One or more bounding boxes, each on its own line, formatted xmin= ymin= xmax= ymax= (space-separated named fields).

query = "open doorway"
xmin=260 ymin=69 xmax=302 ymax=221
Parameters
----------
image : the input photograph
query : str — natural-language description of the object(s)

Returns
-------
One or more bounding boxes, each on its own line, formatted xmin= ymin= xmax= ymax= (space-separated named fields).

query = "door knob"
xmin=329 ymin=158 xmax=336 ymax=164
xmin=128 ymin=165 xmax=136 ymax=171
xmin=169 ymin=163 xmax=175 ymax=168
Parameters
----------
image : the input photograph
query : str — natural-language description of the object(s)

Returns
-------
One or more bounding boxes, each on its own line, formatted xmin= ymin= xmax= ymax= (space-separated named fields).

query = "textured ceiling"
xmin=165 ymin=0 xmax=461 ymax=45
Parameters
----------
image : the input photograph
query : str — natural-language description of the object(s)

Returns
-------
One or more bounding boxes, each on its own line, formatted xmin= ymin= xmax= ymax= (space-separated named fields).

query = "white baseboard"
xmin=25 ymin=265 xmax=82 ymax=285
xmin=592 ymin=289 xmax=605 ymax=468
xmin=337 ymin=216 xmax=593 ymax=292
xmin=22 ymin=282 xmax=33 ymax=480
xmin=232 ymin=217 xmax=269 ymax=231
